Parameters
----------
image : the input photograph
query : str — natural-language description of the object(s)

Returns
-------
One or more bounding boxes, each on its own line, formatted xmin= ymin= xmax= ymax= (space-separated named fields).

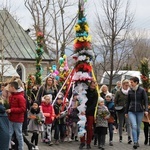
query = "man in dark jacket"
xmin=79 ymin=81 xmax=98 ymax=149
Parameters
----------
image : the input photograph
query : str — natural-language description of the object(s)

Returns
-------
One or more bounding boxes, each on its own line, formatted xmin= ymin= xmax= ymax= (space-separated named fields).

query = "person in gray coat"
xmin=0 ymin=102 xmax=9 ymax=150
xmin=95 ymin=97 xmax=110 ymax=150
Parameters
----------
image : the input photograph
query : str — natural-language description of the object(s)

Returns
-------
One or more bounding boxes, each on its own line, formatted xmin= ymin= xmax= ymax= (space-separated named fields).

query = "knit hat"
xmin=56 ymin=95 xmax=63 ymax=100
xmin=98 ymin=97 xmax=104 ymax=103
xmin=33 ymin=101 xmax=40 ymax=106
xmin=105 ymin=93 xmax=112 ymax=99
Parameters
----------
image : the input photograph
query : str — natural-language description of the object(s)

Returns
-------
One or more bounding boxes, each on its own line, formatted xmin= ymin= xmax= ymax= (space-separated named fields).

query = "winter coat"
xmin=8 ymin=91 xmax=26 ymax=123
xmin=86 ymin=87 xmax=98 ymax=116
xmin=0 ymin=104 xmax=9 ymax=150
xmin=105 ymin=100 xmax=115 ymax=123
xmin=53 ymin=103 xmax=67 ymax=125
xmin=40 ymin=102 xmax=55 ymax=124
xmin=114 ymin=89 xmax=128 ymax=107
xmin=96 ymin=105 xmax=110 ymax=127
xmin=125 ymin=86 xmax=148 ymax=113
xmin=28 ymin=108 xmax=45 ymax=132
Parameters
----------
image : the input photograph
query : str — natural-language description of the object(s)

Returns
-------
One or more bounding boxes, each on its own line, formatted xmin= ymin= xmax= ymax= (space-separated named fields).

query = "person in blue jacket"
xmin=0 ymin=101 xmax=9 ymax=150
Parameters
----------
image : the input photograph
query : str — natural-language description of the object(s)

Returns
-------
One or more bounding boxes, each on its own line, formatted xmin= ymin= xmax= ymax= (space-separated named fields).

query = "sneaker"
xmin=64 ymin=137 xmax=68 ymax=142
xmin=133 ymin=143 xmax=138 ymax=149
xmin=45 ymin=139 xmax=49 ymax=143
xmin=79 ymin=143 xmax=85 ymax=149
xmin=48 ymin=141 xmax=53 ymax=146
xmin=113 ymin=129 xmax=118 ymax=134
xmin=86 ymin=144 xmax=91 ymax=149
xmin=34 ymin=146 xmax=39 ymax=150
xmin=98 ymin=146 xmax=102 ymax=149
xmin=55 ymin=140 xmax=59 ymax=145
xmin=32 ymin=147 xmax=35 ymax=150
xmin=109 ymin=141 xmax=113 ymax=146
xmin=101 ymin=145 xmax=105 ymax=150
xmin=68 ymin=138 xmax=72 ymax=142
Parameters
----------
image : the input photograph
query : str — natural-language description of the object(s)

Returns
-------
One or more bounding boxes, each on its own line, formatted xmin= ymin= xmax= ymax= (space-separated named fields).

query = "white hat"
xmin=105 ymin=93 xmax=112 ymax=99
xmin=98 ymin=97 xmax=104 ymax=103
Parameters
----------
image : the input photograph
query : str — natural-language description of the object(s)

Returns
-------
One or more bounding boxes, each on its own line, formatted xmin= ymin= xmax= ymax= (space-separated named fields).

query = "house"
xmin=0 ymin=9 xmax=53 ymax=82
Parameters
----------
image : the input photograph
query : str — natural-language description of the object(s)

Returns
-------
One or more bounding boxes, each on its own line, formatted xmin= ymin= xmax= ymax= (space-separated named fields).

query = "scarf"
xmin=121 ymin=88 xmax=130 ymax=95
xmin=30 ymin=107 xmax=40 ymax=114
xmin=131 ymin=85 xmax=139 ymax=91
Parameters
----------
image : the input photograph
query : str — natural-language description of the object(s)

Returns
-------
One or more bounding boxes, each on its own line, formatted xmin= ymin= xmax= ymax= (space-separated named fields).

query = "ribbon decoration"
xmin=52 ymin=68 xmax=74 ymax=106
xmin=91 ymin=65 xmax=100 ymax=119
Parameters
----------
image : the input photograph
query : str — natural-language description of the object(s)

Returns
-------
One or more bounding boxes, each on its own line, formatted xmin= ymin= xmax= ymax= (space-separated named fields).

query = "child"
xmin=105 ymin=93 xmax=115 ymax=146
xmin=28 ymin=101 xmax=45 ymax=150
xmin=40 ymin=94 xmax=55 ymax=146
xmin=53 ymin=95 xmax=67 ymax=144
xmin=70 ymin=93 xmax=79 ymax=141
xmin=64 ymin=99 xmax=73 ymax=142
xmin=95 ymin=97 xmax=110 ymax=150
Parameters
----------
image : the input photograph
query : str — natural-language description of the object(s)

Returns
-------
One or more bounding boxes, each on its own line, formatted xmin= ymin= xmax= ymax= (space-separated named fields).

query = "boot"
xmin=86 ymin=144 xmax=91 ymax=149
xmin=128 ymin=136 xmax=132 ymax=144
xmin=75 ymin=136 xmax=78 ymax=141
xmin=71 ymin=133 xmax=74 ymax=140
xmin=133 ymin=143 xmax=138 ymax=149
xmin=79 ymin=143 xmax=85 ymax=149
xmin=119 ymin=136 xmax=122 ymax=142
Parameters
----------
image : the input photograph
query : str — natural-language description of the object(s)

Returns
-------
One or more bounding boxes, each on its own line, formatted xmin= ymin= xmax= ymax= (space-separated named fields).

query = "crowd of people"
xmin=0 ymin=76 xmax=150 ymax=150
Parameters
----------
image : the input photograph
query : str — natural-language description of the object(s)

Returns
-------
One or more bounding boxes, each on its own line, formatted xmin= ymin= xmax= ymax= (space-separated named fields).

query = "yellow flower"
xmin=79 ymin=37 xmax=84 ymax=42
xmin=84 ymin=24 xmax=89 ymax=32
xmin=86 ymin=35 xmax=92 ymax=42
xmin=74 ymin=38 xmax=78 ymax=43
xmin=74 ymin=24 xmax=81 ymax=31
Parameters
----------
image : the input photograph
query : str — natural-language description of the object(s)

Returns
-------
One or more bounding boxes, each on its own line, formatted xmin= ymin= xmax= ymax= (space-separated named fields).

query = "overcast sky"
xmin=0 ymin=0 xmax=150 ymax=31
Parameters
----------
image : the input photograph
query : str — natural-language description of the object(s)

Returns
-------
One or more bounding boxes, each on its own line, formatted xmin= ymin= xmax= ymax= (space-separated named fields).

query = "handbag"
xmin=107 ymin=115 xmax=114 ymax=123
xmin=115 ymin=106 xmax=124 ymax=112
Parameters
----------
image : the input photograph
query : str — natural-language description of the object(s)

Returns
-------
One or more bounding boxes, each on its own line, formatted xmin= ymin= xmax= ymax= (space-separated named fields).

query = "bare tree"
xmin=129 ymin=31 xmax=150 ymax=70
xmin=24 ymin=0 xmax=77 ymax=65
xmin=93 ymin=0 xmax=133 ymax=90
xmin=24 ymin=0 xmax=51 ymax=54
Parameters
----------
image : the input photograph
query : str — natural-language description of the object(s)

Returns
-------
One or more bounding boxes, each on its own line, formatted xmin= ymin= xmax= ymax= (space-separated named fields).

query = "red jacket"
xmin=9 ymin=92 xmax=26 ymax=123
xmin=41 ymin=102 xmax=55 ymax=124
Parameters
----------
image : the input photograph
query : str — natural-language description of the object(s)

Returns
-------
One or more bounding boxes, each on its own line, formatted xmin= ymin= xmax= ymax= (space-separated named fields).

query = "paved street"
xmin=24 ymin=129 xmax=150 ymax=150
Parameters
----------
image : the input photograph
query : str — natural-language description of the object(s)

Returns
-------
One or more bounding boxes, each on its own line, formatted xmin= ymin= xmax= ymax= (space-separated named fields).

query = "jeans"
xmin=54 ymin=124 xmax=66 ymax=140
xmin=108 ymin=123 xmax=113 ymax=141
xmin=128 ymin=111 xmax=144 ymax=143
xmin=117 ymin=111 xmax=131 ymax=137
xmin=9 ymin=121 xmax=23 ymax=150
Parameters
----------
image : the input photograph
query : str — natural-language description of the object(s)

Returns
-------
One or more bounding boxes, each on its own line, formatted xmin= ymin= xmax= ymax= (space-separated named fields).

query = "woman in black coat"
xmin=0 ymin=102 xmax=9 ymax=150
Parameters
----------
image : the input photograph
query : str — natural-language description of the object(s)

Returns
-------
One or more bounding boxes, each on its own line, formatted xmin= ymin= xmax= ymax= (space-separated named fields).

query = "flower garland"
xmin=72 ymin=0 xmax=94 ymax=137
xmin=35 ymin=32 xmax=44 ymax=85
